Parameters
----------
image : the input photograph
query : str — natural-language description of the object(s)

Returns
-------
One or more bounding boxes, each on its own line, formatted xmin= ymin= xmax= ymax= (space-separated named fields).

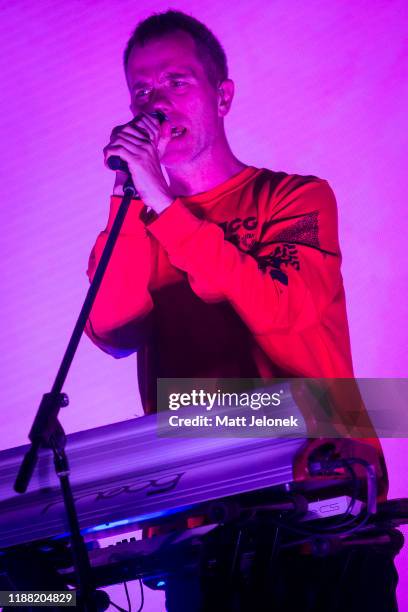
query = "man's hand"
xmin=104 ymin=113 xmax=175 ymax=212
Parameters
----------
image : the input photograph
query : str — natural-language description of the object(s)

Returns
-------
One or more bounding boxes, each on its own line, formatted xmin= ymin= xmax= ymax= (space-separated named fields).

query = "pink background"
xmin=0 ymin=1 xmax=406 ymax=609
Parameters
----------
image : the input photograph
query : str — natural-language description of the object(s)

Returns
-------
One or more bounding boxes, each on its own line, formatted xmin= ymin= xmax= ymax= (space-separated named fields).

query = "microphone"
xmin=107 ymin=110 xmax=167 ymax=173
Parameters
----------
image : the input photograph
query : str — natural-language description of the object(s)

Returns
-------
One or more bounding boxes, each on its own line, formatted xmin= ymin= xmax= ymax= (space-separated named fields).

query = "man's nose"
xmin=146 ymin=87 xmax=172 ymax=115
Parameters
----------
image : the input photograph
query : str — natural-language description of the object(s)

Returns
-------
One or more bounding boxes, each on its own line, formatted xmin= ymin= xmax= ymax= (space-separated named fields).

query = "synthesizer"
xmin=0 ymin=409 xmax=307 ymax=549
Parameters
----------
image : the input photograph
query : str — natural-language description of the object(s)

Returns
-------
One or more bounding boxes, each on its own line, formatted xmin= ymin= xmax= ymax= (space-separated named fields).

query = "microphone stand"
xmin=14 ymin=178 xmax=138 ymax=611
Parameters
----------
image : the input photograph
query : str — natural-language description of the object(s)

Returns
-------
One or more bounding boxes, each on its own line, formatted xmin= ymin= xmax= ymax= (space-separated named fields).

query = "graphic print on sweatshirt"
xmin=218 ymin=210 xmax=320 ymax=286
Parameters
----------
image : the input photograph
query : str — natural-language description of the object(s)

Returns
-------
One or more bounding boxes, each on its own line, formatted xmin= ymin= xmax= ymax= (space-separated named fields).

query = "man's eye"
xmin=135 ymin=88 xmax=151 ymax=98
xmin=169 ymin=80 xmax=187 ymax=88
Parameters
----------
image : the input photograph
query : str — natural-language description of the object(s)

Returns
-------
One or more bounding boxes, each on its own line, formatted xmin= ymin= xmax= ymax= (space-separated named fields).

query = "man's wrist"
xmin=140 ymin=190 xmax=176 ymax=225
xmin=150 ymin=191 xmax=175 ymax=213
xmin=140 ymin=205 xmax=159 ymax=226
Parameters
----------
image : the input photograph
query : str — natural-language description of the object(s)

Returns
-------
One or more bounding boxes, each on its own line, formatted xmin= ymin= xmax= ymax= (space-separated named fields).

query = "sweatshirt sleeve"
xmin=147 ymin=177 xmax=342 ymax=338
xmin=85 ymin=196 xmax=153 ymax=358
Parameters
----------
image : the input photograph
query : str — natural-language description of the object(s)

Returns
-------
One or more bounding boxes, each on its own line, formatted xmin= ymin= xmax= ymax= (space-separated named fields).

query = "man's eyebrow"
xmin=131 ymin=67 xmax=197 ymax=89
xmin=164 ymin=69 xmax=196 ymax=78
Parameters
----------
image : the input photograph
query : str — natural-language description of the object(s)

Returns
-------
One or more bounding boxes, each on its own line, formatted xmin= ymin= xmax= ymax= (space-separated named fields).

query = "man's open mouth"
xmin=171 ymin=126 xmax=187 ymax=138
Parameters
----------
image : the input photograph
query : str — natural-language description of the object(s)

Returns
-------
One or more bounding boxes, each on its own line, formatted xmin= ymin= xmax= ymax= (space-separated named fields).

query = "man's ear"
xmin=217 ymin=79 xmax=235 ymax=117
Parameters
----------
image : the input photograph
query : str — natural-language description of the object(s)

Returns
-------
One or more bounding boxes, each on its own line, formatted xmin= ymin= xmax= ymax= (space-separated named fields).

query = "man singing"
xmin=85 ymin=10 xmax=398 ymax=611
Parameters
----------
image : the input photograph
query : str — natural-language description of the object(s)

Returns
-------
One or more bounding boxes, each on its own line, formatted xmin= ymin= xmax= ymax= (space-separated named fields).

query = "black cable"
xmin=346 ymin=457 xmax=377 ymax=515
xmin=109 ymin=580 xmax=144 ymax=612
xmin=245 ymin=456 xmax=377 ymax=542
xmin=307 ymin=457 xmax=377 ymax=537
xmin=328 ymin=459 xmax=358 ymax=521
xmin=135 ymin=579 xmax=145 ymax=612
xmin=124 ymin=581 xmax=132 ymax=612
xmin=307 ymin=459 xmax=361 ymax=532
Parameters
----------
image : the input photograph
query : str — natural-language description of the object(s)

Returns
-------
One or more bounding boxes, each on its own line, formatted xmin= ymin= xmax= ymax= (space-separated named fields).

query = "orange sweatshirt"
xmin=85 ymin=166 xmax=387 ymax=494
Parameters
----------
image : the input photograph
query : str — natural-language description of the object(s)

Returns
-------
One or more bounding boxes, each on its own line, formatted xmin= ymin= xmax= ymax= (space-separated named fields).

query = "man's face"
xmin=125 ymin=30 xmax=227 ymax=168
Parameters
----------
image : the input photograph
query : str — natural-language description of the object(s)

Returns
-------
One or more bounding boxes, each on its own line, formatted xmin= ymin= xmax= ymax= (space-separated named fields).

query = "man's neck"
xmin=165 ymin=146 xmax=248 ymax=197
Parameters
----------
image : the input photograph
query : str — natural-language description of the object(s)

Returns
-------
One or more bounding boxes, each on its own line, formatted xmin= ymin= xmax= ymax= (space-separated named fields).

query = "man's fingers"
xmin=111 ymin=117 xmax=160 ymax=146
xmin=103 ymin=143 xmax=136 ymax=166
xmin=106 ymin=113 xmax=165 ymax=168
xmin=116 ymin=126 xmax=151 ymax=143
xmin=109 ymin=130 xmax=155 ymax=150
xmin=110 ymin=122 xmax=129 ymax=138
xmin=103 ymin=144 xmax=143 ymax=169
xmin=132 ymin=114 xmax=161 ymax=143
xmin=103 ymin=144 xmax=130 ymax=168
xmin=104 ymin=138 xmax=150 ymax=161
xmin=141 ymin=112 xmax=163 ymax=130
xmin=110 ymin=113 xmax=154 ymax=136
xmin=111 ymin=125 xmax=150 ymax=142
